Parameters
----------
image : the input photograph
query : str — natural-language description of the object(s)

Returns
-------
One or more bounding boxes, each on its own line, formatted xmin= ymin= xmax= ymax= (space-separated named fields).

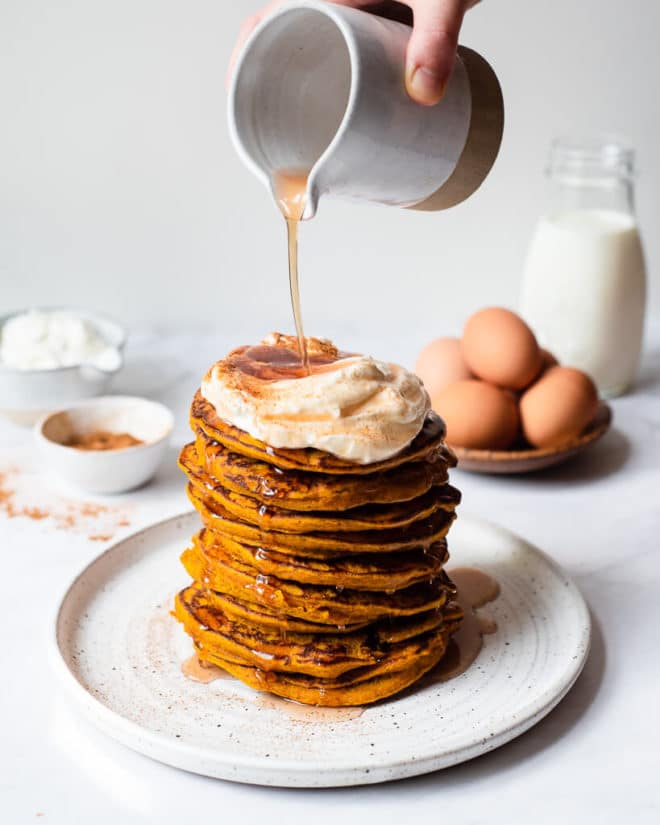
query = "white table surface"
xmin=1 ymin=324 xmax=659 ymax=825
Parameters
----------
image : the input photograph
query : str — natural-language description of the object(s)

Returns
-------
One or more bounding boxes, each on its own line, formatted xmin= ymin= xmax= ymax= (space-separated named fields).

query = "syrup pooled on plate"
xmin=427 ymin=567 xmax=500 ymax=683
xmin=181 ymin=653 xmax=230 ymax=683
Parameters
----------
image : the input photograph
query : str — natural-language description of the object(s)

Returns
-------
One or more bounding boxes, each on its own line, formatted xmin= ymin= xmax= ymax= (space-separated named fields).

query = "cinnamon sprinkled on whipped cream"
xmin=201 ymin=334 xmax=430 ymax=464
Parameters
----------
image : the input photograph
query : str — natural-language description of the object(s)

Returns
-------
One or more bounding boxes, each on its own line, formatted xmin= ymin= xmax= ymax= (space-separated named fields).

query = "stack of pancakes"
xmin=175 ymin=391 xmax=463 ymax=706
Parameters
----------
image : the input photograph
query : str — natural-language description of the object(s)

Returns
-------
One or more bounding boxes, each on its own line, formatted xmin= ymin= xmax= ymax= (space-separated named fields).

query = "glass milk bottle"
xmin=520 ymin=137 xmax=646 ymax=397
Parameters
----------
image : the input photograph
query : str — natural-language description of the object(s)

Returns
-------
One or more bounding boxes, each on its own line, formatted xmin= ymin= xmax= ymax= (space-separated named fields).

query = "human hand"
xmin=228 ymin=1 xmax=479 ymax=106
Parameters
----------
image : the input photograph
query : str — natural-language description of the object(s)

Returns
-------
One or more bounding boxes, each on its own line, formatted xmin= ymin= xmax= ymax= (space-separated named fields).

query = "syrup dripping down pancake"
xmin=181 ymin=442 xmax=460 ymax=533
xmin=198 ymin=590 xmax=370 ymax=635
xmin=175 ymin=585 xmax=462 ymax=679
xmin=187 ymin=482 xmax=458 ymax=556
xmin=183 ymin=618 xmax=461 ymax=707
xmin=193 ymin=431 xmax=451 ymax=511
xmin=195 ymin=528 xmax=450 ymax=591
xmin=177 ymin=584 xmax=463 ymax=640
xmin=181 ymin=543 xmax=455 ymax=625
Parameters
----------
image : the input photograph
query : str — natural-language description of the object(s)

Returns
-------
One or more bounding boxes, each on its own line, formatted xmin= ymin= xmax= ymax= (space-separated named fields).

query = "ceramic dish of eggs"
xmin=416 ymin=307 xmax=612 ymax=474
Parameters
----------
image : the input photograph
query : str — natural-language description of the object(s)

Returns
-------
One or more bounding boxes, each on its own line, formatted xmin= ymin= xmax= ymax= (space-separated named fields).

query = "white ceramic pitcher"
xmin=228 ymin=0 xmax=504 ymax=218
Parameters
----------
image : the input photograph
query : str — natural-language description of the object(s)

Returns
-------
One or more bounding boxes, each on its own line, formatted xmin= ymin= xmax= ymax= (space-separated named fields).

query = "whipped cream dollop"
xmin=201 ymin=333 xmax=431 ymax=464
xmin=0 ymin=310 xmax=120 ymax=371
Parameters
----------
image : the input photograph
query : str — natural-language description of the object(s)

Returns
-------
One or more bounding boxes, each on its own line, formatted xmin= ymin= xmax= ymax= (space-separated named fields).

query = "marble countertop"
xmin=1 ymin=325 xmax=659 ymax=824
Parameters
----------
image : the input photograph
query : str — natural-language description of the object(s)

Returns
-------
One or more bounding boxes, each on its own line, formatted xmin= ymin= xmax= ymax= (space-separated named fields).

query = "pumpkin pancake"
xmin=181 ymin=544 xmax=454 ymax=625
xmin=196 ymin=529 xmax=450 ymax=591
xmin=256 ymin=619 xmax=461 ymax=688
xmin=187 ymin=484 xmax=456 ymax=558
xmin=194 ymin=431 xmax=451 ymax=511
xmin=177 ymin=583 xmax=463 ymax=640
xmin=188 ymin=483 xmax=458 ymax=555
xmin=194 ymin=619 xmax=460 ymax=689
xmin=188 ymin=619 xmax=460 ymax=706
xmin=191 ymin=391 xmax=454 ymax=475
xmin=196 ymin=652 xmax=440 ymax=706
xmin=175 ymin=585 xmax=461 ymax=679
xmin=202 ymin=590 xmax=370 ymax=635
xmin=180 ymin=443 xmax=460 ymax=533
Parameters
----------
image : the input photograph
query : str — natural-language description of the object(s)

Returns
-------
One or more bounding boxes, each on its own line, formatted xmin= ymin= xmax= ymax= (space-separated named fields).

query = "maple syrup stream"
xmin=272 ymin=170 xmax=310 ymax=372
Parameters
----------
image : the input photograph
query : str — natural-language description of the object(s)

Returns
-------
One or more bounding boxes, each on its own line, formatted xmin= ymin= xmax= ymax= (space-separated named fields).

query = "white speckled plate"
xmin=52 ymin=511 xmax=590 ymax=787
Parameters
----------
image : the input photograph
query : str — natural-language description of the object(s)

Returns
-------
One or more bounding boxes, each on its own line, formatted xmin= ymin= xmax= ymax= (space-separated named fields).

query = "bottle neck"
xmin=547 ymin=174 xmax=635 ymax=216
xmin=545 ymin=136 xmax=636 ymax=217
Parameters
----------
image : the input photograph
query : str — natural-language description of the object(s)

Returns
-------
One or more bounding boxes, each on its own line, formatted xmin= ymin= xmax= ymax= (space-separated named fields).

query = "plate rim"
xmin=50 ymin=510 xmax=591 ymax=786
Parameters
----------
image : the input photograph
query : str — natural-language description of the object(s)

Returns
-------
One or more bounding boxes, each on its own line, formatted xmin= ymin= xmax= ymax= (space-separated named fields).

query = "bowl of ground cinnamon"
xmin=35 ymin=396 xmax=173 ymax=493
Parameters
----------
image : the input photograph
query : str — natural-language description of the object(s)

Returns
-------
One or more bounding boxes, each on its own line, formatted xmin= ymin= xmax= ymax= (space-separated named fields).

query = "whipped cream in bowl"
xmin=0 ymin=308 xmax=126 ymax=424
xmin=201 ymin=333 xmax=431 ymax=464
xmin=0 ymin=309 xmax=122 ymax=372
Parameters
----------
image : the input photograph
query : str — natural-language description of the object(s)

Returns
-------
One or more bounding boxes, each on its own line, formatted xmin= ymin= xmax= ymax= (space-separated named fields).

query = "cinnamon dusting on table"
xmin=66 ymin=430 xmax=144 ymax=451
xmin=22 ymin=506 xmax=49 ymax=520
xmin=0 ymin=465 xmax=132 ymax=541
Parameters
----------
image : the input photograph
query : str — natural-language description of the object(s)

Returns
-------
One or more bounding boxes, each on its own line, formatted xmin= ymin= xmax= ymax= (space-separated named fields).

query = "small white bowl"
xmin=0 ymin=308 xmax=126 ymax=426
xmin=35 ymin=396 xmax=174 ymax=494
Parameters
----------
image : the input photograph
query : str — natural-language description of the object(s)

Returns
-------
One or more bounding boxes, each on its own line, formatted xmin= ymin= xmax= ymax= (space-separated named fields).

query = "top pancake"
xmin=194 ymin=431 xmax=451 ymax=511
xmin=191 ymin=391 xmax=453 ymax=475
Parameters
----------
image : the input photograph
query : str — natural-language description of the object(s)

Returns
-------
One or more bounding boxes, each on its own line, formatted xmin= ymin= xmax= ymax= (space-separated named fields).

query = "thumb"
xmin=405 ymin=0 xmax=466 ymax=106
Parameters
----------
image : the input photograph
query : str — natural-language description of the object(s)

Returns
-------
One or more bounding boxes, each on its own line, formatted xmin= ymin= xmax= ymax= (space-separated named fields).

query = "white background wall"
xmin=1 ymin=0 xmax=658 ymax=351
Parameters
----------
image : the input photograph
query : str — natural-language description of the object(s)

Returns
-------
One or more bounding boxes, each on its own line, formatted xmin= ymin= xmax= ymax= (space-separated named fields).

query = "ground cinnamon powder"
xmin=66 ymin=430 xmax=143 ymax=450
xmin=0 ymin=466 xmax=132 ymax=541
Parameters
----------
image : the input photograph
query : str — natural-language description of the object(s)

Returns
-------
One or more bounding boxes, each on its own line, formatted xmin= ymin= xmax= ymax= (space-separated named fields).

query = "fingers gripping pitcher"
xmin=227 ymin=0 xmax=504 ymax=217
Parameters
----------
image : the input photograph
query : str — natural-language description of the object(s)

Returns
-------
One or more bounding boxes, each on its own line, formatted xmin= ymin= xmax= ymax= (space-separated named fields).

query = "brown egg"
xmin=520 ymin=366 xmax=599 ymax=448
xmin=432 ymin=379 xmax=520 ymax=450
xmin=415 ymin=337 xmax=472 ymax=399
xmin=462 ymin=307 xmax=543 ymax=390
xmin=539 ymin=348 xmax=559 ymax=371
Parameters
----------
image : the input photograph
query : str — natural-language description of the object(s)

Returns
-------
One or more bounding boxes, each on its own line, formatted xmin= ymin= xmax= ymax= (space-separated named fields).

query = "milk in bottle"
xmin=520 ymin=137 xmax=646 ymax=398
